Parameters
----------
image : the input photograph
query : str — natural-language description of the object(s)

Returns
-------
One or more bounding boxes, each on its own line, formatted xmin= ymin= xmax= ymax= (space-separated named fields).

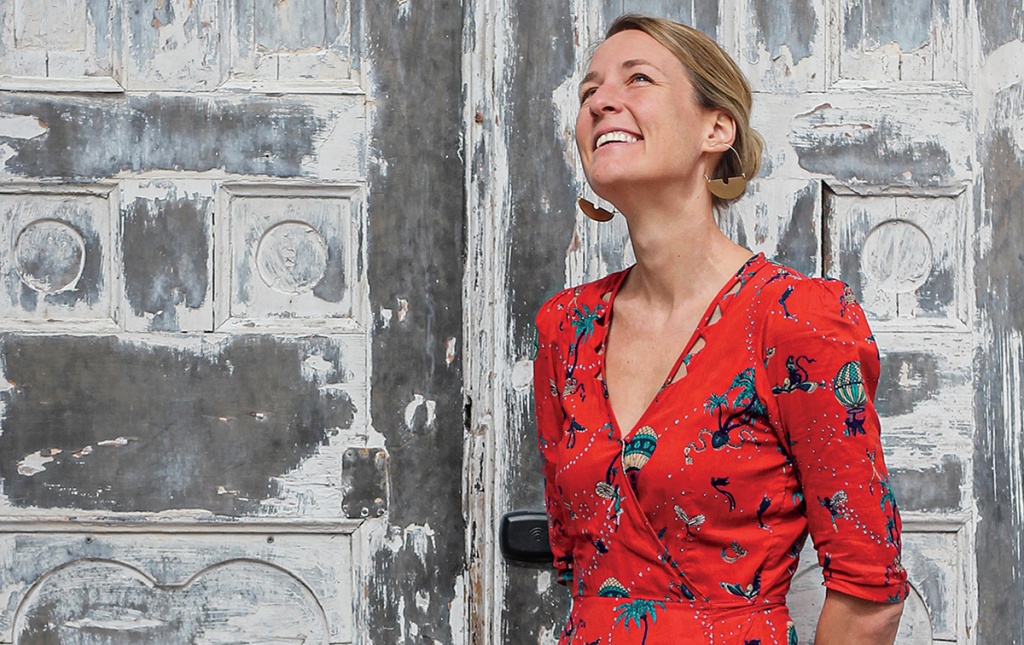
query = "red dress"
xmin=534 ymin=254 xmax=908 ymax=645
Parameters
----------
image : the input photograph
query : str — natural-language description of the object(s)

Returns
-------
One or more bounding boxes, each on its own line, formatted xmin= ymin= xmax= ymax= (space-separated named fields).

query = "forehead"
xmin=584 ymin=29 xmax=684 ymax=75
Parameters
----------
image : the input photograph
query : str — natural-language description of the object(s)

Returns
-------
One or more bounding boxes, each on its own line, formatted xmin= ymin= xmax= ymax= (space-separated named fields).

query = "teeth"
xmin=596 ymin=131 xmax=639 ymax=148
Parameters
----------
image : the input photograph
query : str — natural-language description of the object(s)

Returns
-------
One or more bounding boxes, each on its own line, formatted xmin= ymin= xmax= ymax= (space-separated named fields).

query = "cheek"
xmin=574 ymin=111 xmax=590 ymax=155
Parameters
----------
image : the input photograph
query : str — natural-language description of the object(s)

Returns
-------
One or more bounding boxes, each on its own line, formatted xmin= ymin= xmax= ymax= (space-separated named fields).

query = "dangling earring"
xmin=578 ymin=198 xmax=614 ymax=222
xmin=705 ymin=144 xmax=747 ymax=200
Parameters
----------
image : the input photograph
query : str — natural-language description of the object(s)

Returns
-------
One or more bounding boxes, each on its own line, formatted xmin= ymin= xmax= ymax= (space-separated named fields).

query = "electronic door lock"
xmin=499 ymin=510 xmax=553 ymax=563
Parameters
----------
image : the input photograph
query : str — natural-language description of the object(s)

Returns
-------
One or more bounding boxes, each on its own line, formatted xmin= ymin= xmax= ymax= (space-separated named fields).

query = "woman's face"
xmin=576 ymin=30 xmax=717 ymax=199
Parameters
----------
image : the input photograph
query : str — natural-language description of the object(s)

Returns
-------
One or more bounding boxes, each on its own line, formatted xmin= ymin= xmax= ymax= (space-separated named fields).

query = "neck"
xmin=612 ymin=185 xmax=752 ymax=310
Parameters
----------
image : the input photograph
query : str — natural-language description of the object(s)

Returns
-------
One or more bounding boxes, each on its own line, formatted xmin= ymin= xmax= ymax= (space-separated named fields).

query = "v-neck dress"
xmin=533 ymin=254 xmax=908 ymax=645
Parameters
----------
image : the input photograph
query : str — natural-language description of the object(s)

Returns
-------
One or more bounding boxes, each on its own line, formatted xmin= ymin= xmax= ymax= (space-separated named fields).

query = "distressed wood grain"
xmin=0 ymin=532 xmax=354 ymax=643
xmin=0 ymin=0 xmax=121 ymax=90
xmin=480 ymin=2 xmax=989 ymax=644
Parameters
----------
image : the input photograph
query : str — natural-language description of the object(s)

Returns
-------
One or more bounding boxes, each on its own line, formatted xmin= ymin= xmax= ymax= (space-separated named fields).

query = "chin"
xmin=585 ymin=166 xmax=632 ymax=196
xmin=586 ymin=171 xmax=651 ymax=203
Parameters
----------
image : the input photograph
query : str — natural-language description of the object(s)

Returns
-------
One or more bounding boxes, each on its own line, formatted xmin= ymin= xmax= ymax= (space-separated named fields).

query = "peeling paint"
xmin=862 ymin=0 xmax=934 ymax=51
xmin=16 ymin=449 xmax=59 ymax=477
xmin=0 ymin=115 xmax=47 ymax=140
xmin=774 ymin=182 xmax=818 ymax=275
xmin=975 ymin=24 xmax=1024 ymax=637
xmin=511 ymin=359 xmax=533 ymax=392
xmin=890 ymin=456 xmax=963 ymax=512
xmin=791 ymin=104 xmax=954 ymax=185
xmin=501 ymin=0 xmax=577 ymax=640
xmin=0 ymin=191 xmax=108 ymax=317
xmin=978 ymin=0 xmax=1024 ymax=55
xmin=404 ymin=394 xmax=438 ymax=432
xmin=0 ymin=334 xmax=355 ymax=514
xmin=877 ymin=351 xmax=941 ymax=417
xmin=397 ymin=0 xmax=412 ymax=21
xmin=123 ymin=194 xmax=210 ymax=332
xmin=0 ymin=95 xmax=329 ymax=179
xmin=15 ymin=558 xmax=329 ymax=643
xmin=445 ymin=337 xmax=457 ymax=366
xmin=361 ymin=0 xmax=466 ymax=641
xmin=753 ymin=0 xmax=817 ymax=63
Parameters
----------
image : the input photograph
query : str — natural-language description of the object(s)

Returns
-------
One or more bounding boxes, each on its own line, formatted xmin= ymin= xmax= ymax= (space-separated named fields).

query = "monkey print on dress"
xmin=534 ymin=254 xmax=908 ymax=645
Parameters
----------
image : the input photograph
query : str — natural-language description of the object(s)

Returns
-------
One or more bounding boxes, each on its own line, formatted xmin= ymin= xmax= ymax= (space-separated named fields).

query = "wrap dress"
xmin=534 ymin=254 xmax=908 ymax=645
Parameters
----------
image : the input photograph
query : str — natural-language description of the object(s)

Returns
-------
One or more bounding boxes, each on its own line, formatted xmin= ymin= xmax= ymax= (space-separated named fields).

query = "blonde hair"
xmin=606 ymin=14 xmax=763 ymax=207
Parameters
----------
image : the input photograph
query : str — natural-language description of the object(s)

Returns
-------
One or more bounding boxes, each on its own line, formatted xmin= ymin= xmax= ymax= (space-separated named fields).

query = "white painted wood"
xmin=0 ymin=532 xmax=355 ymax=643
xmin=124 ymin=0 xmax=221 ymax=91
xmin=222 ymin=0 xmax=356 ymax=94
xmin=463 ymin=0 xmax=517 ymax=641
xmin=0 ymin=184 xmax=117 ymax=328
xmin=0 ymin=0 xmax=121 ymax=88
xmin=215 ymin=183 xmax=366 ymax=330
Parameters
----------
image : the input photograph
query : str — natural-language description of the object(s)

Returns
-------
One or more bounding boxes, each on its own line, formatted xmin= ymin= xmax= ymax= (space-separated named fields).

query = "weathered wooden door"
xmin=470 ymin=1 xmax=1024 ymax=644
xmin=0 ymin=1 xmax=466 ymax=643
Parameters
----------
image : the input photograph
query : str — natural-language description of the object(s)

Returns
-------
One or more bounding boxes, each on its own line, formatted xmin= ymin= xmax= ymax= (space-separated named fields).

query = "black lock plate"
xmin=499 ymin=510 xmax=553 ymax=563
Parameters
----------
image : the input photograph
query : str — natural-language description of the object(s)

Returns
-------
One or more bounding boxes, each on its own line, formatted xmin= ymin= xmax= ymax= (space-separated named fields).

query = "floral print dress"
xmin=534 ymin=254 xmax=908 ymax=645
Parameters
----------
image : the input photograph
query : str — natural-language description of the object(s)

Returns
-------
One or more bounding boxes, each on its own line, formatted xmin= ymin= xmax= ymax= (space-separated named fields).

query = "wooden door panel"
xmin=0 ymin=0 xmax=121 ymax=92
xmin=487 ymin=1 xmax=982 ymax=643
xmin=0 ymin=1 xmax=467 ymax=643
xmin=0 ymin=532 xmax=357 ymax=643
xmin=0 ymin=185 xmax=115 ymax=327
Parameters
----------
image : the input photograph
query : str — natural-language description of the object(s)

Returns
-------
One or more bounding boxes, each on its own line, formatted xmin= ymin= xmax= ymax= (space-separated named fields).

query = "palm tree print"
xmin=570 ymin=304 xmax=603 ymax=345
xmin=614 ymin=598 xmax=666 ymax=645
xmin=563 ymin=304 xmax=605 ymax=400
xmin=685 ymin=368 xmax=766 ymax=463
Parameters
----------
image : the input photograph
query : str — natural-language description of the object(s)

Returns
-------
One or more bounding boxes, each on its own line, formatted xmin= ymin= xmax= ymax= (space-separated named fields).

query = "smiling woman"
xmin=534 ymin=13 xmax=907 ymax=645
xmin=576 ymin=15 xmax=761 ymax=211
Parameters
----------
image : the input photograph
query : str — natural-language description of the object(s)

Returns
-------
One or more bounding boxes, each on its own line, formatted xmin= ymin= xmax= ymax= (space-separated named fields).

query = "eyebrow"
xmin=579 ymin=59 xmax=661 ymax=89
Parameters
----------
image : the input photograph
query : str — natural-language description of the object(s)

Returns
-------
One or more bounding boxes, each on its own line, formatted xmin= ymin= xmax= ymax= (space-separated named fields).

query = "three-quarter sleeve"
xmin=534 ymin=302 xmax=575 ymax=586
xmin=764 ymin=277 xmax=909 ymax=604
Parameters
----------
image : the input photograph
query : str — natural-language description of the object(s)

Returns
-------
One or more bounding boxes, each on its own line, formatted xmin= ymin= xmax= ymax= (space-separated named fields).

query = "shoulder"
xmin=750 ymin=261 xmax=864 ymax=328
xmin=534 ymin=270 xmax=627 ymax=340
xmin=752 ymin=262 xmax=878 ymax=373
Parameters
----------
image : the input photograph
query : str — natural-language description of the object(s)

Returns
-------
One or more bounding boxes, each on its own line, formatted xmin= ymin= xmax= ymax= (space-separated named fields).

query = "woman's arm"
xmin=813 ymin=589 xmax=904 ymax=645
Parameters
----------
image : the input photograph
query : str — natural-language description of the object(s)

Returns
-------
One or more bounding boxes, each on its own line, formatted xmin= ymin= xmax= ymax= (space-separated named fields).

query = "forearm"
xmin=813 ymin=589 xmax=904 ymax=645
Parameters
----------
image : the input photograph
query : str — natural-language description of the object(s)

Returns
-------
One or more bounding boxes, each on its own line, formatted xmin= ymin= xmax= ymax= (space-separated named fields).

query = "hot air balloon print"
xmin=623 ymin=426 xmax=658 ymax=489
xmin=834 ymin=360 xmax=868 ymax=436
xmin=598 ymin=577 xmax=630 ymax=598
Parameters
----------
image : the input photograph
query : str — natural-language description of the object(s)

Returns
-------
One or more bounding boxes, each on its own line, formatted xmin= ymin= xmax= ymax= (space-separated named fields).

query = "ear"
xmin=701 ymin=109 xmax=737 ymax=154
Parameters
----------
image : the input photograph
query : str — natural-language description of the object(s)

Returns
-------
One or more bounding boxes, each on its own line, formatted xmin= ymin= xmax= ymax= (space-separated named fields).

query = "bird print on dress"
xmin=674 ymin=505 xmax=705 ymax=537
xmin=721 ymin=540 xmax=748 ymax=563
xmin=818 ymin=490 xmax=851 ymax=532
xmin=721 ymin=567 xmax=762 ymax=600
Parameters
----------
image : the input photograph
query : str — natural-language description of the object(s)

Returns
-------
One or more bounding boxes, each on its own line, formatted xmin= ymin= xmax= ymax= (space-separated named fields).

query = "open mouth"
xmin=596 ymin=131 xmax=641 ymax=148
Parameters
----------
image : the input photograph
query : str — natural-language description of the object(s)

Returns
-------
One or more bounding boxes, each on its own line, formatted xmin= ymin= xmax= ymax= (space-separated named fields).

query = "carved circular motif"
xmin=256 ymin=221 xmax=329 ymax=294
xmin=14 ymin=219 xmax=86 ymax=294
xmin=860 ymin=220 xmax=932 ymax=293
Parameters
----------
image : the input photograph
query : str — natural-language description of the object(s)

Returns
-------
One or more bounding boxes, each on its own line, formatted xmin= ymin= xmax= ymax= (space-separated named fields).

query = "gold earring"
xmin=578 ymin=198 xmax=615 ymax=222
xmin=705 ymin=144 xmax=747 ymax=200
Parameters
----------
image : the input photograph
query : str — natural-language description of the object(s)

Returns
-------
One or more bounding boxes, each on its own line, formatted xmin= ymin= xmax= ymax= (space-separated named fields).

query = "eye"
xmin=630 ymin=73 xmax=653 ymax=84
xmin=579 ymin=87 xmax=597 ymax=104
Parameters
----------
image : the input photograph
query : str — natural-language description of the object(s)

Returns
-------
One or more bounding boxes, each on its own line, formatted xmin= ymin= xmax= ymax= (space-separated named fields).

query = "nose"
xmin=588 ymin=83 xmax=621 ymax=115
